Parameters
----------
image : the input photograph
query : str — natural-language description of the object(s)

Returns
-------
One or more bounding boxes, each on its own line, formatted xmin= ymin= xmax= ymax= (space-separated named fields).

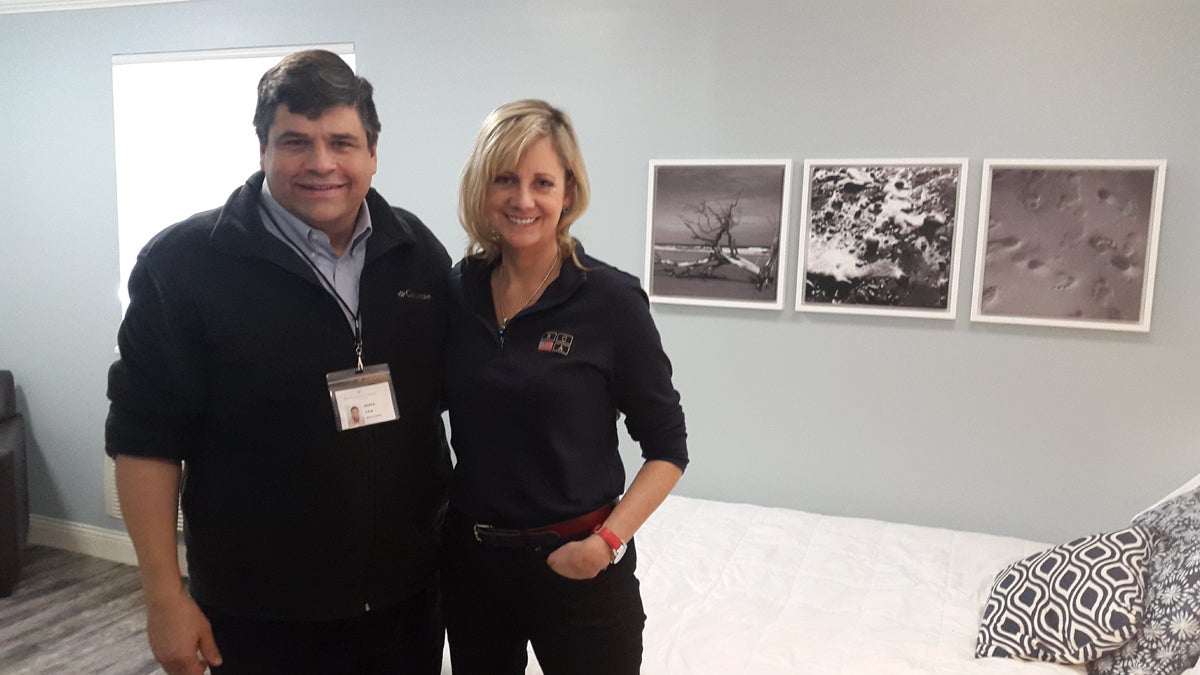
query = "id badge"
xmin=326 ymin=364 xmax=400 ymax=431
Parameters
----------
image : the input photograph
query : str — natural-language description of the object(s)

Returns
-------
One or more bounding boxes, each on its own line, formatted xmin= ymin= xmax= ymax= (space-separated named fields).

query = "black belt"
xmin=468 ymin=502 xmax=616 ymax=549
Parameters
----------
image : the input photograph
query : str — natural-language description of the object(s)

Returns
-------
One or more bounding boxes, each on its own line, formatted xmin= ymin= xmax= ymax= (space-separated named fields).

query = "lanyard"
xmin=263 ymin=209 xmax=366 ymax=372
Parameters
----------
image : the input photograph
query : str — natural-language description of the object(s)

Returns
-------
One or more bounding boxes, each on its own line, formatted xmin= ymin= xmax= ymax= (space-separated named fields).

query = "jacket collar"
xmin=457 ymin=243 xmax=595 ymax=324
xmin=208 ymin=172 xmax=414 ymax=277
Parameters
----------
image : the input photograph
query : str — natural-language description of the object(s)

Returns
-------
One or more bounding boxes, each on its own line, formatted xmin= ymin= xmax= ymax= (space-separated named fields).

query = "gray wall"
xmin=1 ymin=0 xmax=1196 ymax=543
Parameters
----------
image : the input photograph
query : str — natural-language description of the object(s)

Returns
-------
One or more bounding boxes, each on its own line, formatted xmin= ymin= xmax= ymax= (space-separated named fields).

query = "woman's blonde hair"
xmin=458 ymin=99 xmax=591 ymax=265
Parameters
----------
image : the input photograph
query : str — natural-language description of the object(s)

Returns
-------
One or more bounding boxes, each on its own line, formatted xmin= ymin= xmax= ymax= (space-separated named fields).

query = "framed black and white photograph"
xmin=645 ymin=159 xmax=792 ymax=310
xmin=794 ymin=159 xmax=969 ymax=319
xmin=971 ymin=159 xmax=1166 ymax=332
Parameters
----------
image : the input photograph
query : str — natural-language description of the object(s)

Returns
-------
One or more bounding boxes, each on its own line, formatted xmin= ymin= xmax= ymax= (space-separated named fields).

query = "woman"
xmin=441 ymin=99 xmax=689 ymax=674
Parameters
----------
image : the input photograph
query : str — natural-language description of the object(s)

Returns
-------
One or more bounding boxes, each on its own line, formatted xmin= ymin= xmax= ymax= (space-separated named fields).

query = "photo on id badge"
xmin=327 ymin=364 xmax=399 ymax=431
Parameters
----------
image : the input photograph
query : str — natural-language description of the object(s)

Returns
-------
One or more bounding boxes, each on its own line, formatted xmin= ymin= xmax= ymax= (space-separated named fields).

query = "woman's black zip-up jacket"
xmin=106 ymin=173 xmax=451 ymax=621
xmin=444 ymin=246 xmax=688 ymax=528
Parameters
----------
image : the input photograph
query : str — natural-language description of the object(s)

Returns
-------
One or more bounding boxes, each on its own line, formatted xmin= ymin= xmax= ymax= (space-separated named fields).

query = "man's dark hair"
xmin=253 ymin=50 xmax=382 ymax=149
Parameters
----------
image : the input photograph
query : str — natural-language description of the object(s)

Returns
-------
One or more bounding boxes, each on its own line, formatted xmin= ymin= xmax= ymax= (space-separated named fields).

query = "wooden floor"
xmin=0 ymin=546 xmax=160 ymax=674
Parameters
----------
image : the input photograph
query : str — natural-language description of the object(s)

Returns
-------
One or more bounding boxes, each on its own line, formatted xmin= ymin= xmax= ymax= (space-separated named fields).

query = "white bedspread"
xmin=631 ymin=495 xmax=1085 ymax=674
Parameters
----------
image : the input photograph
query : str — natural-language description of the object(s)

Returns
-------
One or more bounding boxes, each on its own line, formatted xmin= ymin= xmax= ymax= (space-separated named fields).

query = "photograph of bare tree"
xmin=795 ymin=159 xmax=968 ymax=319
xmin=645 ymin=160 xmax=791 ymax=310
xmin=971 ymin=159 xmax=1166 ymax=332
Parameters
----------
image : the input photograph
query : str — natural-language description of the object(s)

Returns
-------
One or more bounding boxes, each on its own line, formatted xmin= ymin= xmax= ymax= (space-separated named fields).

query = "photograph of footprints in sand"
xmin=975 ymin=162 xmax=1165 ymax=332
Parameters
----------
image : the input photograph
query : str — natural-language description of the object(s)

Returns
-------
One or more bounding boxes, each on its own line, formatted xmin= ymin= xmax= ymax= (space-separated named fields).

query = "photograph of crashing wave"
xmin=796 ymin=160 xmax=968 ymax=319
xmin=645 ymin=160 xmax=791 ymax=310
xmin=971 ymin=160 xmax=1166 ymax=332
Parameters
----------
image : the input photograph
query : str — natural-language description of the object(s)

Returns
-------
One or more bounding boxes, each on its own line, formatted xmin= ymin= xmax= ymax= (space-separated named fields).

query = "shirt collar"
xmin=260 ymin=179 xmax=373 ymax=258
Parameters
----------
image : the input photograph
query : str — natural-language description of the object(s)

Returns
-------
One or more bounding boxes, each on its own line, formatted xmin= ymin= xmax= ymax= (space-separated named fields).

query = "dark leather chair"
xmin=0 ymin=370 xmax=29 ymax=597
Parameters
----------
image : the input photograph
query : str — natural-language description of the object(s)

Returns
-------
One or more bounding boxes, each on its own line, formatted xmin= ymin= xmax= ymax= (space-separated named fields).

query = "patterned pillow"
xmin=1089 ymin=488 xmax=1200 ymax=675
xmin=977 ymin=527 xmax=1157 ymax=663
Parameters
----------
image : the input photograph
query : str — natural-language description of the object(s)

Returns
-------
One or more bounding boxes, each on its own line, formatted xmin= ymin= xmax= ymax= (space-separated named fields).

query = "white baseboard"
xmin=28 ymin=515 xmax=188 ymax=574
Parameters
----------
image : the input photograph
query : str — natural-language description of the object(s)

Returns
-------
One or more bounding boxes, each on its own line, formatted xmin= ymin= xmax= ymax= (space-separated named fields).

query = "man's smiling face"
xmin=260 ymin=104 xmax=378 ymax=241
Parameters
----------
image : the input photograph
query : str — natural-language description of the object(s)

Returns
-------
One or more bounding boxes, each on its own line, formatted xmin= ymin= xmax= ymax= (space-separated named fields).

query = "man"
xmin=106 ymin=50 xmax=450 ymax=674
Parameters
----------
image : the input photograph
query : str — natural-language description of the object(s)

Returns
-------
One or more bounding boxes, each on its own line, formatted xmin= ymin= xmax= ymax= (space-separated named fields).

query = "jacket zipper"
xmin=365 ymin=424 xmax=376 ymax=613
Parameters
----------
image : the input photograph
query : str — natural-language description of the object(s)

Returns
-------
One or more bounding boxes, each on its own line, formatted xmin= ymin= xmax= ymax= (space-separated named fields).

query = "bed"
xmin=441 ymin=480 xmax=1200 ymax=674
xmin=631 ymin=495 xmax=1084 ymax=674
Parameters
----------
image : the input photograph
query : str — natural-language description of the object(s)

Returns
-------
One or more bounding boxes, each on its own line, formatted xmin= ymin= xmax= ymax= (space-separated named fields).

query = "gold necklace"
xmin=496 ymin=254 xmax=559 ymax=327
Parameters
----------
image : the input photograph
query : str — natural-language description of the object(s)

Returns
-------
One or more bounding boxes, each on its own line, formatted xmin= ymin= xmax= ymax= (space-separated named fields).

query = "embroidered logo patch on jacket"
xmin=537 ymin=331 xmax=573 ymax=356
xmin=396 ymin=289 xmax=433 ymax=301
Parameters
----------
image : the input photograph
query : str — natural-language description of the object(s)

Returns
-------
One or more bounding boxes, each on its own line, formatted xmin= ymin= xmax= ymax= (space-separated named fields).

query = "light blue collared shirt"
xmin=259 ymin=180 xmax=372 ymax=330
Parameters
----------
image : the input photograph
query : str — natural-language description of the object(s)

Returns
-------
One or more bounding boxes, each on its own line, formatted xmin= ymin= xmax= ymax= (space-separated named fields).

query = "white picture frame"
xmin=645 ymin=159 xmax=792 ymax=311
xmin=971 ymin=159 xmax=1167 ymax=332
xmin=794 ymin=158 xmax=969 ymax=319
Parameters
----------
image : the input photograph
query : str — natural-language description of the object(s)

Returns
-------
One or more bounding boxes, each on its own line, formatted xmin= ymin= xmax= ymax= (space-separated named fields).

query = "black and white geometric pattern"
xmin=1090 ymin=488 xmax=1200 ymax=675
xmin=977 ymin=526 xmax=1156 ymax=664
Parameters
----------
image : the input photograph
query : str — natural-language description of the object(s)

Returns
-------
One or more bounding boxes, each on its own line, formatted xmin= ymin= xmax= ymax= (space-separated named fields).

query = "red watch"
xmin=593 ymin=525 xmax=627 ymax=565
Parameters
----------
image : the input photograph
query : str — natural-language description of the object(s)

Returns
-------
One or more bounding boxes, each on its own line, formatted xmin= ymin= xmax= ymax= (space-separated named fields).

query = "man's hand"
xmin=546 ymin=535 xmax=611 ymax=580
xmin=145 ymin=588 xmax=222 ymax=675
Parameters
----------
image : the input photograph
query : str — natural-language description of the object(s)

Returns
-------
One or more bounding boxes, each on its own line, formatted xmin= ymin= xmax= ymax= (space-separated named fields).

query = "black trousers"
xmin=199 ymin=585 xmax=443 ymax=675
xmin=441 ymin=510 xmax=645 ymax=675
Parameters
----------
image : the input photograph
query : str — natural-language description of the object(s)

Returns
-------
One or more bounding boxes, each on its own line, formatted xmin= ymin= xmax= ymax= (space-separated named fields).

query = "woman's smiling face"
xmin=485 ymin=135 xmax=571 ymax=257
